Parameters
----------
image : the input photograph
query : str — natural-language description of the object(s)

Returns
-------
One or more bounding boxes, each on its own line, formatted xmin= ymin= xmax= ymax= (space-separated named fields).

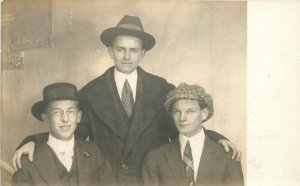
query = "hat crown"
xmin=43 ymin=82 xmax=78 ymax=101
xmin=116 ymin=15 xmax=144 ymax=31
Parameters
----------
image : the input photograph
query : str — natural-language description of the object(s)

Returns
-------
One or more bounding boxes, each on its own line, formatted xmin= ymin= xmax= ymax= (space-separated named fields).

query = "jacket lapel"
xmin=165 ymin=140 xmax=186 ymax=186
xmin=86 ymin=67 xmax=128 ymax=140
xmin=122 ymin=67 xmax=166 ymax=158
xmin=196 ymin=136 xmax=219 ymax=186
xmin=76 ymin=141 xmax=90 ymax=186
xmin=33 ymin=143 xmax=62 ymax=186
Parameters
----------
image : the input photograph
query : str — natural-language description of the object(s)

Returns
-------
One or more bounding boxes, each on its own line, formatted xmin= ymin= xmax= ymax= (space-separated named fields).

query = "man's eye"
xmin=172 ymin=110 xmax=179 ymax=114
xmin=115 ymin=47 xmax=123 ymax=52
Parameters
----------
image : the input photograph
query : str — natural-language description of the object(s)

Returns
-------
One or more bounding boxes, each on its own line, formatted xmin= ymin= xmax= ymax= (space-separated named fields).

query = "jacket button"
xmin=122 ymin=163 xmax=129 ymax=174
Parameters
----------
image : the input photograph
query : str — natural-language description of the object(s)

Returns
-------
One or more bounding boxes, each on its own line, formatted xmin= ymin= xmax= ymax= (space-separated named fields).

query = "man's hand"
xmin=218 ymin=139 xmax=242 ymax=162
xmin=12 ymin=142 xmax=35 ymax=171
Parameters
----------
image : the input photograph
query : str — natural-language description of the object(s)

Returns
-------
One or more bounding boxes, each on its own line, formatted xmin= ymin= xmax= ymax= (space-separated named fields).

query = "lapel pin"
xmin=84 ymin=152 xmax=90 ymax=158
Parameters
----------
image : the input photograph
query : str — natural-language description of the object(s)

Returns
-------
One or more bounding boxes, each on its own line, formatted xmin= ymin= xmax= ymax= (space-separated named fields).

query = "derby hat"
xmin=31 ymin=82 xmax=89 ymax=121
xmin=164 ymin=83 xmax=214 ymax=123
xmin=100 ymin=15 xmax=155 ymax=51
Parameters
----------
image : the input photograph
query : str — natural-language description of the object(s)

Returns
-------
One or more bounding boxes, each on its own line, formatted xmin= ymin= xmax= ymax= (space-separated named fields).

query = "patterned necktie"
xmin=183 ymin=141 xmax=195 ymax=186
xmin=122 ymin=79 xmax=134 ymax=117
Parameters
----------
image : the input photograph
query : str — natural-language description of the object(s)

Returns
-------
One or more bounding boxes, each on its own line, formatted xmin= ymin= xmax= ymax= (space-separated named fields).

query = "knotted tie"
xmin=59 ymin=150 xmax=74 ymax=171
xmin=183 ymin=141 xmax=195 ymax=186
xmin=122 ymin=79 xmax=134 ymax=117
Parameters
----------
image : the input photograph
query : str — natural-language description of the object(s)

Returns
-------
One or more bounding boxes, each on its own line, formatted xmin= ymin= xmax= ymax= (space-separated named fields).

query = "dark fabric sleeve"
xmin=205 ymin=129 xmax=228 ymax=142
xmin=16 ymin=133 xmax=48 ymax=150
xmin=224 ymin=160 xmax=244 ymax=186
xmin=12 ymin=156 xmax=34 ymax=186
xmin=75 ymin=88 xmax=93 ymax=141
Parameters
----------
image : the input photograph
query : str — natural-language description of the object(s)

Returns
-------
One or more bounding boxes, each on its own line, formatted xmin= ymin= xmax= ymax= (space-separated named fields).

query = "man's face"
xmin=108 ymin=35 xmax=145 ymax=74
xmin=171 ymin=99 xmax=208 ymax=138
xmin=41 ymin=100 xmax=82 ymax=141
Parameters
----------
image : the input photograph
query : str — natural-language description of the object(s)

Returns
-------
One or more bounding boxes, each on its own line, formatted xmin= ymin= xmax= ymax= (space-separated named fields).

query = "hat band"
xmin=118 ymin=24 xmax=143 ymax=31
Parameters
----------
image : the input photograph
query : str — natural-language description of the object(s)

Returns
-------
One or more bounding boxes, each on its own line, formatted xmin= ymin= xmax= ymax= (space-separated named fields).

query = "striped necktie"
xmin=122 ymin=79 xmax=134 ymax=117
xmin=183 ymin=141 xmax=195 ymax=186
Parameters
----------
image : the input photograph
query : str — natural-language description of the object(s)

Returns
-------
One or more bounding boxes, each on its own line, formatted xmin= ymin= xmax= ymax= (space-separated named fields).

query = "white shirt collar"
xmin=179 ymin=128 xmax=205 ymax=182
xmin=114 ymin=68 xmax=138 ymax=102
xmin=47 ymin=134 xmax=75 ymax=153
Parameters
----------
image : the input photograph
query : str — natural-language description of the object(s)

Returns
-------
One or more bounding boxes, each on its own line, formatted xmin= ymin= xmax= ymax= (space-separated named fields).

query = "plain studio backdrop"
xmin=1 ymin=0 xmax=246 ymax=184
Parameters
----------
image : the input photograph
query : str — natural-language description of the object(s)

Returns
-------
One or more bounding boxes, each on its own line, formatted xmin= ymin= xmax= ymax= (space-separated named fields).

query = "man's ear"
xmin=201 ymin=108 xmax=209 ymax=121
xmin=141 ymin=49 xmax=146 ymax=58
xmin=76 ymin=111 xmax=82 ymax=123
xmin=41 ymin=113 xmax=48 ymax=122
xmin=108 ymin=47 xmax=114 ymax=59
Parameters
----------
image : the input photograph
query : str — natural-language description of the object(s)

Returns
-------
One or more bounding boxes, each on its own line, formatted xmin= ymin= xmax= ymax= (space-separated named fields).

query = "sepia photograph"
xmin=2 ymin=0 xmax=248 ymax=185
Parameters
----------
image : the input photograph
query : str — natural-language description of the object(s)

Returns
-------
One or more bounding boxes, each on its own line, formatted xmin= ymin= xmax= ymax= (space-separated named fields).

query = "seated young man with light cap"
xmin=143 ymin=83 xmax=244 ymax=186
xmin=12 ymin=82 xmax=114 ymax=186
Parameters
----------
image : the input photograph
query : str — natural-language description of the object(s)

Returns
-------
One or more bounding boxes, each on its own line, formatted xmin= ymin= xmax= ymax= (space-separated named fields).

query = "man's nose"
xmin=61 ymin=112 xmax=69 ymax=122
xmin=124 ymin=50 xmax=130 ymax=60
xmin=179 ymin=112 xmax=187 ymax=121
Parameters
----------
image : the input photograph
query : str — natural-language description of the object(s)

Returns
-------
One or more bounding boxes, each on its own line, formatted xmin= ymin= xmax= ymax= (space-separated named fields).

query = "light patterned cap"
xmin=164 ymin=83 xmax=214 ymax=122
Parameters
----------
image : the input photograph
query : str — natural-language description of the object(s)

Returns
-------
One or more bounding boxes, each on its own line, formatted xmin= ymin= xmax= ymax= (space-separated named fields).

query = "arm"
xmin=13 ymin=133 xmax=48 ymax=170
xmin=205 ymin=129 xmax=227 ymax=141
xmin=224 ymin=160 xmax=244 ymax=186
xmin=16 ymin=133 xmax=48 ymax=150
xmin=205 ymin=129 xmax=242 ymax=161
xmin=12 ymin=156 xmax=34 ymax=186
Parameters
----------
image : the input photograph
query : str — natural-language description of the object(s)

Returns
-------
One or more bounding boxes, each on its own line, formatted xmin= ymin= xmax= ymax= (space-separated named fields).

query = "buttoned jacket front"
xmin=77 ymin=66 xmax=177 ymax=184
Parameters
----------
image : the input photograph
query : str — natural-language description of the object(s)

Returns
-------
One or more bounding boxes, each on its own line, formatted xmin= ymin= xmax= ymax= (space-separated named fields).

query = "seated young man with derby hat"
xmin=143 ymin=83 xmax=244 ymax=186
xmin=12 ymin=82 xmax=114 ymax=186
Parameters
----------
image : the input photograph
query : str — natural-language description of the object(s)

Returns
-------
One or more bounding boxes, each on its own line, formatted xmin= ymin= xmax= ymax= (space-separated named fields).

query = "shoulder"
xmin=79 ymin=66 xmax=114 ymax=93
xmin=145 ymin=142 xmax=174 ymax=159
xmin=204 ymin=135 xmax=236 ymax=163
xmin=138 ymin=67 xmax=175 ymax=91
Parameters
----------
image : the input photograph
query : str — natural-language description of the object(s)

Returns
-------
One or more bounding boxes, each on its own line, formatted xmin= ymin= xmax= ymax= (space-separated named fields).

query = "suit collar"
xmin=33 ymin=141 xmax=91 ymax=186
xmin=122 ymin=67 xmax=166 ymax=157
xmin=196 ymin=135 xmax=219 ymax=186
xmin=87 ymin=66 xmax=166 ymax=145
xmin=165 ymin=139 xmax=187 ymax=186
xmin=75 ymin=141 xmax=91 ymax=186
xmin=163 ymin=134 xmax=221 ymax=186
xmin=87 ymin=67 xmax=129 ymax=140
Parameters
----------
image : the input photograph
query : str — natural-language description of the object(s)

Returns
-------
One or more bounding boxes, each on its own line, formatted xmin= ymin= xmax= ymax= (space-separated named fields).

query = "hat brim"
xmin=100 ymin=27 xmax=155 ymax=51
xmin=31 ymin=99 xmax=90 ymax=121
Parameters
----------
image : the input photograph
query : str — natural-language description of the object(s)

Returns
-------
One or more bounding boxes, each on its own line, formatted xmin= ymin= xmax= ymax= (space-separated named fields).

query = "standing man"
xmin=12 ymin=83 xmax=114 ymax=186
xmin=13 ymin=15 xmax=241 ymax=185
xmin=143 ymin=83 xmax=244 ymax=186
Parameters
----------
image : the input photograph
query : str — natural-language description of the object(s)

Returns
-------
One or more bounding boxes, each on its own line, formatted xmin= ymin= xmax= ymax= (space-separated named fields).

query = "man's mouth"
xmin=59 ymin=125 xmax=71 ymax=130
xmin=121 ymin=62 xmax=132 ymax=64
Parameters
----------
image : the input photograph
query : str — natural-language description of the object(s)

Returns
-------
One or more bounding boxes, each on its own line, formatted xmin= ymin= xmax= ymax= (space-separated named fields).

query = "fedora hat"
xmin=100 ymin=15 xmax=155 ymax=51
xmin=31 ymin=82 xmax=89 ymax=121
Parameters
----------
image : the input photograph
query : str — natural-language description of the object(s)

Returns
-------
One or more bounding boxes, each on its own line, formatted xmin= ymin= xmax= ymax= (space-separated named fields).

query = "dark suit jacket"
xmin=77 ymin=66 xmax=177 ymax=184
xmin=12 ymin=140 xmax=114 ymax=186
xmin=19 ymin=66 xmax=226 ymax=185
xmin=143 ymin=131 xmax=244 ymax=186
